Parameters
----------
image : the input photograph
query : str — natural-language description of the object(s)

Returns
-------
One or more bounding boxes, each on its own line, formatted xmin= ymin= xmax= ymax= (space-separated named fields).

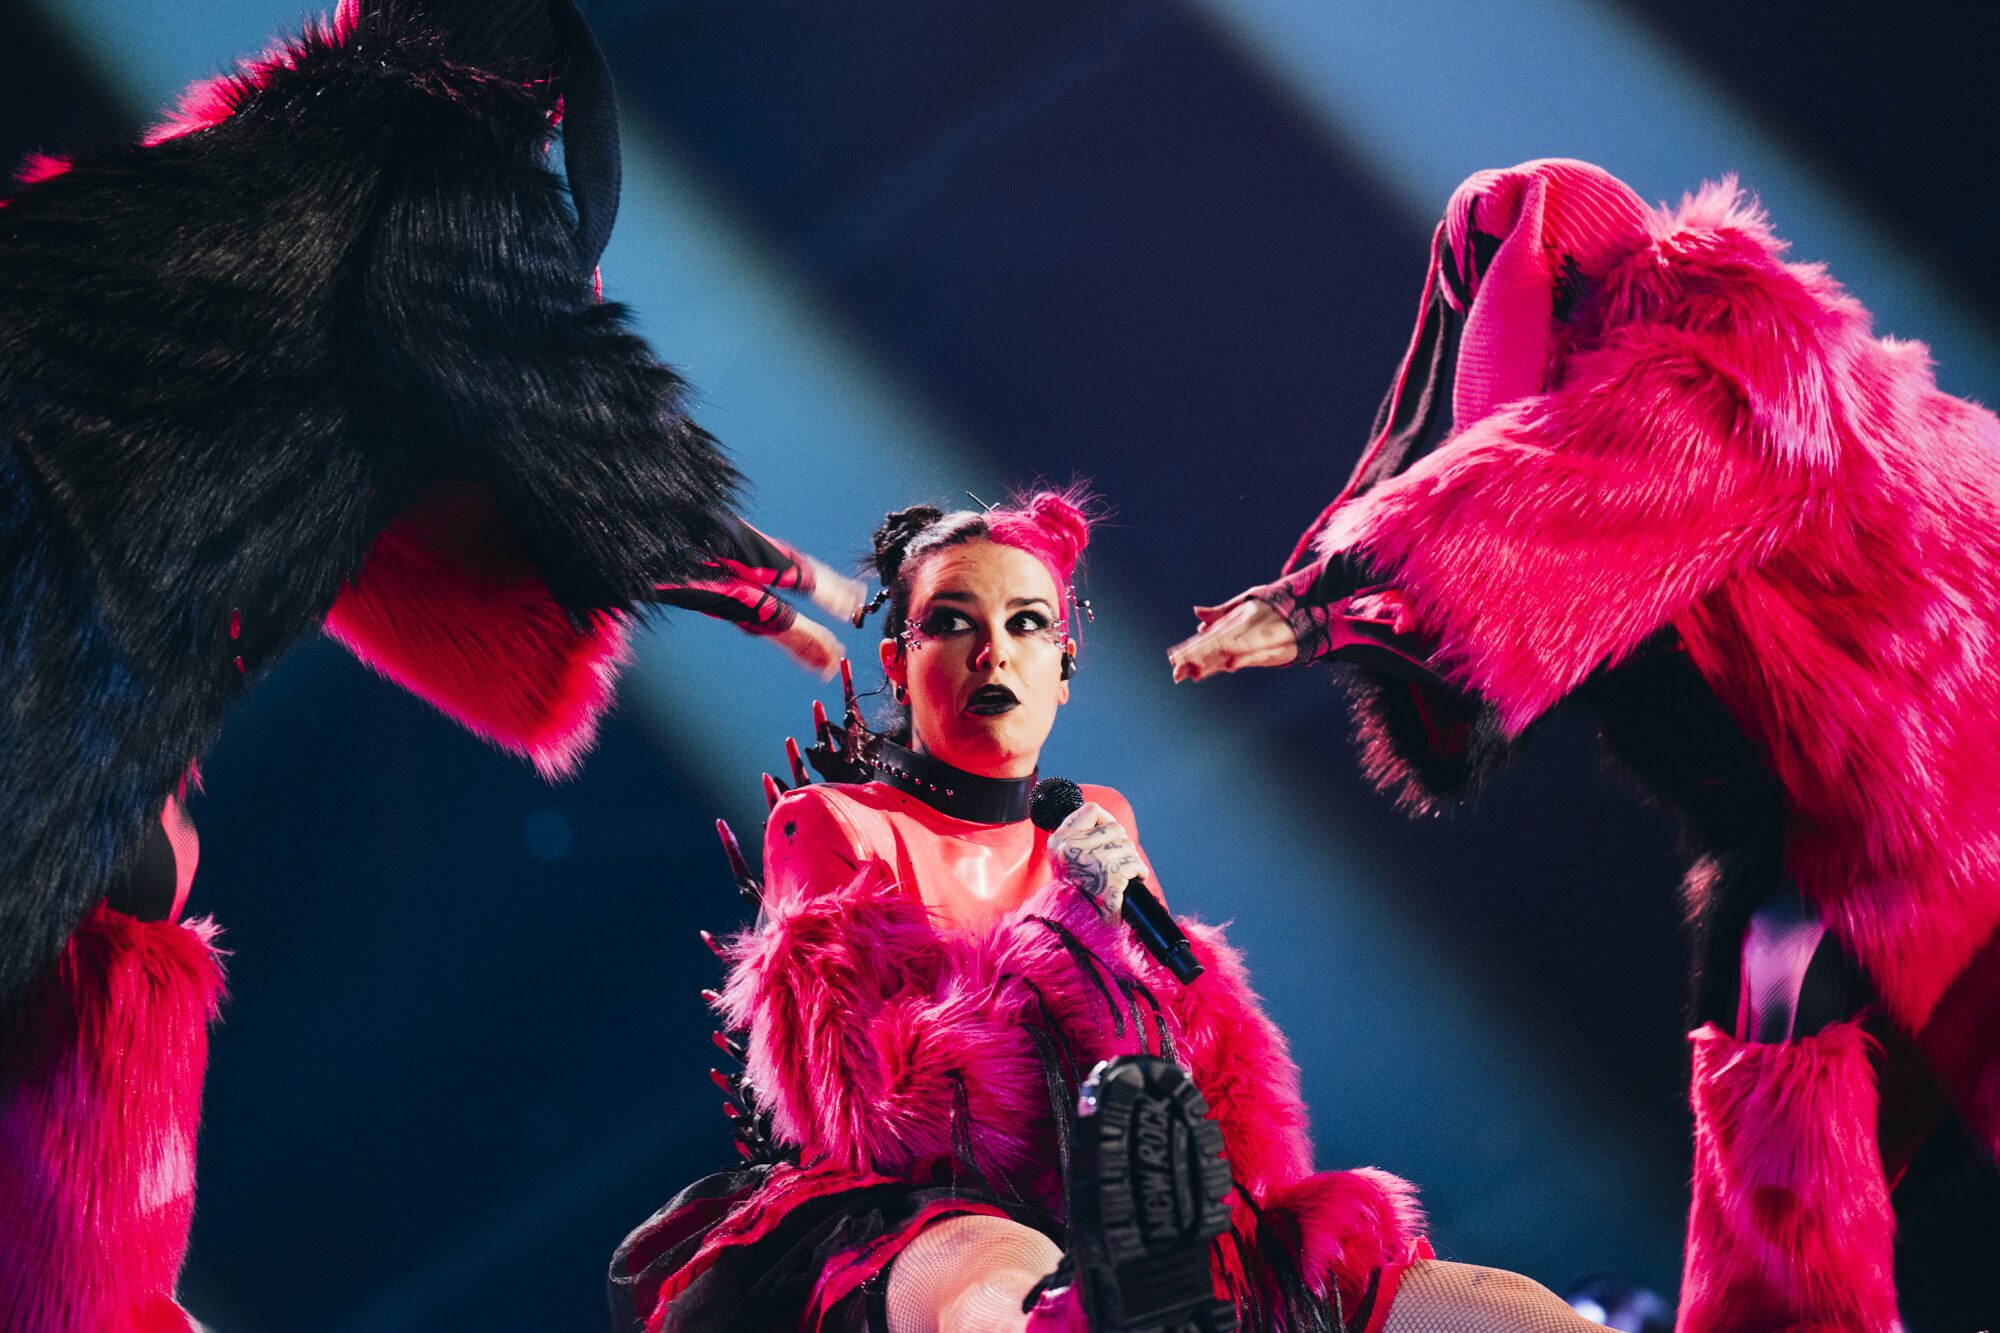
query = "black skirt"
xmin=608 ymin=1158 xmax=1059 ymax=1333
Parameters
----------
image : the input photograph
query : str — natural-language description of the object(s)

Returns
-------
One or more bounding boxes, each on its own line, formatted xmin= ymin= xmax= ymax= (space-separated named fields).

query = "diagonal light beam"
xmin=1191 ymin=0 xmax=2000 ymax=405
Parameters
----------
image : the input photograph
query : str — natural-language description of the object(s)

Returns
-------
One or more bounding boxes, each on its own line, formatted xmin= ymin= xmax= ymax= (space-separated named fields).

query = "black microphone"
xmin=1030 ymin=778 xmax=1203 ymax=984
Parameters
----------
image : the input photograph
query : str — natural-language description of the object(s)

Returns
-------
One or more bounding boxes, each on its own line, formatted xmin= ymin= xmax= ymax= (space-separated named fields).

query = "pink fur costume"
xmin=1 ymin=900 xmax=225 ymax=1333
xmin=1274 ymin=158 xmax=2000 ymax=1329
xmin=617 ymin=779 xmax=1424 ymax=1333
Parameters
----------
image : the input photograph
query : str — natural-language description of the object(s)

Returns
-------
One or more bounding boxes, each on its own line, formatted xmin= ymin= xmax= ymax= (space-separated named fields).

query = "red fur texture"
xmin=1325 ymin=181 xmax=2000 ymax=1055
xmin=719 ymin=834 xmax=1420 ymax=1303
xmin=324 ymin=484 xmax=628 ymax=779
xmin=1681 ymin=1021 xmax=1897 ymax=1333
xmin=0 ymin=905 xmax=225 ymax=1333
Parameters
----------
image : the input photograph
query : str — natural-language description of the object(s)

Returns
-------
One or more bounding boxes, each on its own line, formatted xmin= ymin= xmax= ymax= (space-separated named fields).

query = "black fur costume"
xmin=0 ymin=0 xmax=737 ymax=1018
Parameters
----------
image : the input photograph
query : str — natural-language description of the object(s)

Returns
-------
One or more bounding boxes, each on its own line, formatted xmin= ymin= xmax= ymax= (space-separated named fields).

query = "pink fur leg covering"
xmin=1680 ymin=1020 xmax=1896 ymax=1333
xmin=0 ymin=904 xmax=226 ymax=1333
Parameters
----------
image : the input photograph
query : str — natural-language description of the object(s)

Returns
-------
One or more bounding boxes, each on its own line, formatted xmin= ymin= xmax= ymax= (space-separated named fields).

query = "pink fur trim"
xmin=726 ymin=801 xmax=1423 ymax=1309
xmin=1 ymin=906 xmax=225 ymax=1333
xmin=1151 ymin=922 xmax=1314 ymax=1196
xmin=15 ymin=152 xmax=71 ymax=185
xmin=1681 ymin=1021 xmax=1897 ymax=1333
xmin=1262 ymin=1169 xmax=1426 ymax=1313
xmin=730 ymin=784 xmax=1420 ymax=1307
xmin=143 ymin=19 xmax=339 ymax=146
xmin=324 ymin=484 xmax=627 ymax=780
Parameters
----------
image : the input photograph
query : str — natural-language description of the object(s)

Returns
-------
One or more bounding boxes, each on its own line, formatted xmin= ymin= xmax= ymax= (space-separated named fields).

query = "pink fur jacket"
xmin=717 ymin=781 xmax=1424 ymax=1316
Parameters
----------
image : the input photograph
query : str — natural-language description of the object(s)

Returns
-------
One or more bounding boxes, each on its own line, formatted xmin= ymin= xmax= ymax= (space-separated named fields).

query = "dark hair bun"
xmin=868 ymin=505 xmax=944 ymax=587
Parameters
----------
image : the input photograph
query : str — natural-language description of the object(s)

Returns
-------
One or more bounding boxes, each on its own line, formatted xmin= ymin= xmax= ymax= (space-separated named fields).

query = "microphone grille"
xmin=1029 ymin=777 xmax=1084 ymax=832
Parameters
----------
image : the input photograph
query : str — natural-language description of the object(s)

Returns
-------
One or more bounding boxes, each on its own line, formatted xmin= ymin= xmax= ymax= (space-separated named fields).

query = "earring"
xmin=1059 ymin=649 xmax=1076 ymax=681
xmin=893 ymin=683 xmax=907 ymax=703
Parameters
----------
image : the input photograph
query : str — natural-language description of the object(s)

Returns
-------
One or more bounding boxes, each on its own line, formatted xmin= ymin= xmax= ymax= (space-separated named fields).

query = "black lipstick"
xmin=965 ymin=684 xmax=1019 ymax=716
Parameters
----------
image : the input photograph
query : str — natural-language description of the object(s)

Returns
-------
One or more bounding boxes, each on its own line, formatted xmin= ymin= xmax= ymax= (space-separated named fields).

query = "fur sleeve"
xmin=323 ymin=484 xmax=631 ymax=780
xmin=353 ymin=84 xmax=738 ymax=617
xmin=1084 ymin=785 xmax=1315 ymax=1194
xmin=1325 ymin=313 xmax=1833 ymax=735
xmin=1158 ymin=922 xmax=1425 ymax=1308
xmin=0 ymin=11 xmax=739 ymax=1008
xmin=0 ymin=905 xmax=226 ymax=1330
xmin=717 ymin=866 xmax=1131 ymax=1187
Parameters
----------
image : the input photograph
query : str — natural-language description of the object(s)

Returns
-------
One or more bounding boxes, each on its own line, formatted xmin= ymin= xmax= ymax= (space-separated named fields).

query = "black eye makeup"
xmin=901 ymin=600 xmax=1066 ymax=649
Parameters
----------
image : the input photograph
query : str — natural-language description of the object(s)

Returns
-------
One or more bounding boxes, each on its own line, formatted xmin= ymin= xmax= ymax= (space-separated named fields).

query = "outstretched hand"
xmin=801 ymin=557 xmax=868 ymax=626
xmin=767 ymin=616 xmax=844 ymax=680
xmin=1167 ymin=593 xmax=1298 ymax=683
xmin=1047 ymin=802 xmax=1146 ymax=922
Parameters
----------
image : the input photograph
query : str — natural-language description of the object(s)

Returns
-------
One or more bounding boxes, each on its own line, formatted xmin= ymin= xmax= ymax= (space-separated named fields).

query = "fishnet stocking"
xmin=886 ymin=1215 xmax=1064 ymax=1333
xmin=1381 ymin=1261 xmax=1601 ymax=1333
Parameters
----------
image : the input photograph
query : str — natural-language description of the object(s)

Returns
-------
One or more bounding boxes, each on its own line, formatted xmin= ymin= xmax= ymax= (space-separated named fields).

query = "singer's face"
xmin=881 ymin=540 xmax=1072 ymax=781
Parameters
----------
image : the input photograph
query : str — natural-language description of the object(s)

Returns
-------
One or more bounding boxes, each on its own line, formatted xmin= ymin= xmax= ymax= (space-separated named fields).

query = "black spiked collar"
xmin=871 ymin=742 xmax=1035 ymax=824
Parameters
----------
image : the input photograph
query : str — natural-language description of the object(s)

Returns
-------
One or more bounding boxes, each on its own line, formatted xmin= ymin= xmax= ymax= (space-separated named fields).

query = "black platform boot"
xmin=1036 ymin=1055 xmax=1238 ymax=1333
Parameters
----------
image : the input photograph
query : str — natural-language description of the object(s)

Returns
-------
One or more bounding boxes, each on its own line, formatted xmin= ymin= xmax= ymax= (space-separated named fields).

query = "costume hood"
xmin=1291 ymin=159 xmax=1650 ymax=571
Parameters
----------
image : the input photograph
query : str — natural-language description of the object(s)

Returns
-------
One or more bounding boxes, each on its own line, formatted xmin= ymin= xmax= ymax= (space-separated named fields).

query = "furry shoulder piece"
xmin=0 ymin=905 xmax=226 ymax=1333
xmin=0 ymin=5 xmax=739 ymax=1011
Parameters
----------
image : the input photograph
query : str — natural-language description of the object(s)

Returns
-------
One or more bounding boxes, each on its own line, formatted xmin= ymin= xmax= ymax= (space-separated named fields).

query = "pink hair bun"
xmin=988 ymin=487 xmax=1093 ymax=588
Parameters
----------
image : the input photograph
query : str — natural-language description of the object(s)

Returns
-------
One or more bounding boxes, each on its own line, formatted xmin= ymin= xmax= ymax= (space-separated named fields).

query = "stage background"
xmin=2 ymin=1 xmax=1996 ymax=1328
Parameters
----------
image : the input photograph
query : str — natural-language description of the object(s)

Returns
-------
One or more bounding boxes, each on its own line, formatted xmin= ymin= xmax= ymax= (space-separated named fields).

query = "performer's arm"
xmin=355 ymin=77 xmax=738 ymax=617
xmin=700 ymin=516 xmax=865 ymax=621
xmin=1169 ymin=553 xmax=1439 ymax=686
xmin=1174 ymin=321 xmax=1829 ymax=731
xmin=642 ymin=517 xmax=862 ymax=678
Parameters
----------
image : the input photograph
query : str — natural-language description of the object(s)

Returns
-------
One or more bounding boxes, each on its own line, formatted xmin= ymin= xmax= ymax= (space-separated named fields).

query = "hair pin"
xmin=1070 ymin=586 xmax=1094 ymax=623
xmin=853 ymin=587 xmax=889 ymax=628
xmin=964 ymin=490 xmax=998 ymax=512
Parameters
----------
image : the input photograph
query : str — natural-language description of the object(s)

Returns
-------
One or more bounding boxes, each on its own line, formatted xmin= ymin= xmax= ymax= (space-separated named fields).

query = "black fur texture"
xmin=1580 ymin=643 xmax=1790 ymax=1027
xmin=1343 ymin=635 xmax=1789 ymax=1026
xmin=1340 ymin=668 xmax=1517 ymax=809
xmin=0 ymin=8 xmax=738 ymax=1015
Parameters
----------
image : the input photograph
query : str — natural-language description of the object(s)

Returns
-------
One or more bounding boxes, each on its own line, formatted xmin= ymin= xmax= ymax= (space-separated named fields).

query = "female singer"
xmin=611 ymin=492 xmax=1603 ymax=1333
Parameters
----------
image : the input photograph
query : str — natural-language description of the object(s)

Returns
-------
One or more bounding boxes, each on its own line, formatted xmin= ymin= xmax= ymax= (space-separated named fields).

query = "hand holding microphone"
xmin=1032 ymin=778 xmax=1203 ymax=984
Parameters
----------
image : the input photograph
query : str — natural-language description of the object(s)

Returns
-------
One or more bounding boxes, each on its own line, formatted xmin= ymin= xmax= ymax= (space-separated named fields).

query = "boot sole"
xmin=1074 ymin=1057 xmax=1238 ymax=1333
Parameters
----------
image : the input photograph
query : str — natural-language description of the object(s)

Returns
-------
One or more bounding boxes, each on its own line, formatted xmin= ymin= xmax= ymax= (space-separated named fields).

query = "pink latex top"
xmin=764 ymin=780 xmax=1156 ymax=933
